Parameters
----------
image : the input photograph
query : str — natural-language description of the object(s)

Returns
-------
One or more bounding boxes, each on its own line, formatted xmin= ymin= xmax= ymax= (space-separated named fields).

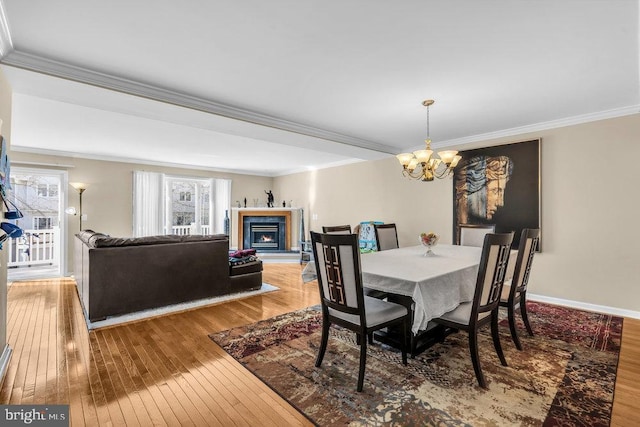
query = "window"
xmin=133 ymin=171 xmax=230 ymax=237
xmin=167 ymin=178 xmax=210 ymax=235
xmin=37 ymin=183 xmax=59 ymax=198
xmin=176 ymin=214 xmax=194 ymax=226
xmin=33 ymin=217 xmax=53 ymax=230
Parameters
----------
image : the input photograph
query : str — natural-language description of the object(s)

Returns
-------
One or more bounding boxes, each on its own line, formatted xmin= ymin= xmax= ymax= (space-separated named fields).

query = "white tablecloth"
xmin=303 ymin=244 xmax=515 ymax=334
xmin=360 ymin=245 xmax=482 ymax=333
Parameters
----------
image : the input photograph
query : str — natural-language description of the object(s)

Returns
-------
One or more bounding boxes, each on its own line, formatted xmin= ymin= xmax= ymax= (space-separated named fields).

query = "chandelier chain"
xmin=426 ymin=103 xmax=430 ymax=141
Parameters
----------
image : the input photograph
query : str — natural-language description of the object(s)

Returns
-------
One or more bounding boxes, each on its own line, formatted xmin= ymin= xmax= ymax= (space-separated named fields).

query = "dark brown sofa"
xmin=74 ymin=231 xmax=262 ymax=322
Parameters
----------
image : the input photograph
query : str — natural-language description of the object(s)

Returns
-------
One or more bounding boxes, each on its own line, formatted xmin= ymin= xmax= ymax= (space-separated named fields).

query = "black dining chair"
xmin=311 ymin=231 xmax=409 ymax=392
xmin=432 ymin=232 xmax=514 ymax=389
xmin=499 ymin=228 xmax=540 ymax=350
xmin=458 ymin=224 xmax=496 ymax=247
xmin=323 ymin=224 xmax=387 ymax=301
xmin=322 ymin=225 xmax=352 ymax=234
xmin=374 ymin=223 xmax=399 ymax=251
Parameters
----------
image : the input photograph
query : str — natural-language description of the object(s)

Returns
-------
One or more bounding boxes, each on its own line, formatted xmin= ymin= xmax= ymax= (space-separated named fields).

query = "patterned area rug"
xmin=209 ymin=302 xmax=622 ymax=426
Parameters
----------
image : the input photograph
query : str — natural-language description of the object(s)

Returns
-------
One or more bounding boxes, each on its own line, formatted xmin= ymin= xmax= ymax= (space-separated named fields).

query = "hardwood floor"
xmin=1 ymin=263 xmax=318 ymax=426
xmin=611 ymin=317 xmax=640 ymax=426
xmin=1 ymin=263 xmax=638 ymax=426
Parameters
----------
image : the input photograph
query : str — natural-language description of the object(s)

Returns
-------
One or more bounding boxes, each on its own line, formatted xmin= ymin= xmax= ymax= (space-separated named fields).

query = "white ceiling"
xmin=0 ymin=1 xmax=638 ymax=176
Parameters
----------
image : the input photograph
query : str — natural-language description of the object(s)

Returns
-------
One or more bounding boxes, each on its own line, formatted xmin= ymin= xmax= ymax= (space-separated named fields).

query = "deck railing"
xmin=7 ymin=227 xmax=60 ymax=268
xmin=170 ymin=224 xmax=212 ymax=235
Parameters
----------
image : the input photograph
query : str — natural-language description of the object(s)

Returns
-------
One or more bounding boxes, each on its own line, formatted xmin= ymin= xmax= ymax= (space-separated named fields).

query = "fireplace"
xmin=243 ymin=216 xmax=286 ymax=251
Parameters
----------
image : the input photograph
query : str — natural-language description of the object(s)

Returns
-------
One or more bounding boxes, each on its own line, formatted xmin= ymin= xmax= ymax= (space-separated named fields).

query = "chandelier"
xmin=396 ymin=100 xmax=461 ymax=181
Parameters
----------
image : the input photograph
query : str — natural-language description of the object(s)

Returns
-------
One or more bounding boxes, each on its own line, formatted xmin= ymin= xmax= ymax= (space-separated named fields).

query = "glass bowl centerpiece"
xmin=420 ymin=232 xmax=440 ymax=256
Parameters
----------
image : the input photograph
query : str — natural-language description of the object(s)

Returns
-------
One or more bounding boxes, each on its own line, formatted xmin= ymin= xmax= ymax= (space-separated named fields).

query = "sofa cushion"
xmin=90 ymin=234 xmax=179 ymax=248
xmin=181 ymin=234 xmax=228 ymax=243
xmin=229 ymin=254 xmax=259 ymax=265
xmin=76 ymin=230 xmax=97 ymax=244
xmin=89 ymin=233 xmax=228 ymax=248
xmin=230 ymin=259 xmax=263 ymax=276
xmin=88 ymin=233 xmax=111 ymax=247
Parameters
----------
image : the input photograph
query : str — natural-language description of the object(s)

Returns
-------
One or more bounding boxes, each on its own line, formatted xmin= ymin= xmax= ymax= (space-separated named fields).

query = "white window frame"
xmin=33 ymin=216 xmax=54 ymax=230
xmin=165 ymin=176 xmax=212 ymax=235
xmin=37 ymin=183 xmax=59 ymax=198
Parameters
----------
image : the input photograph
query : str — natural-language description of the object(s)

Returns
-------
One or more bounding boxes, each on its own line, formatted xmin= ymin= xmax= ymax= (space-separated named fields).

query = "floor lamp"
xmin=70 ymin=182 xmax=88 ymax=231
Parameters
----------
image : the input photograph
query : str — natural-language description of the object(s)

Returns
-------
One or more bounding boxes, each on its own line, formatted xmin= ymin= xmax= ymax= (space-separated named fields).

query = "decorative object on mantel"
xmin=265 ymin=190 xmax=274 ymax=208
xmin=282 ymin=200 xmax=286 ymax=207
xmin=244 ymin=197 xmax=247 ymax=208
xmin=396 ymin=100 xmax=462 ymax=181
xmin=420 ymin=231 xmax=439 ymax=256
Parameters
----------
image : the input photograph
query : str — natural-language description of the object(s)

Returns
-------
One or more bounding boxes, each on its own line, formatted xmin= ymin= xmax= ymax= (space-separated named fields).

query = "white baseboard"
xmin=528 ymin=293 xmax=640 ymax=319
xmin=0 ymin=344 xmax=13 ymax=387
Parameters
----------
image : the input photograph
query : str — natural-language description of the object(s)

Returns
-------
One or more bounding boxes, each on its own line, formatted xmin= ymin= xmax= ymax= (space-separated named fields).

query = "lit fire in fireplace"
xmin=260 ymin=235 xmax=274 ymax=242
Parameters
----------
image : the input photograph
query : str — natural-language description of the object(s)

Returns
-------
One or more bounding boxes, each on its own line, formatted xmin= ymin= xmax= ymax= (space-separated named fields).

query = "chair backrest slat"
xmin=322 ymin=225 xmax=352 ymax=234
xmin=459 ymin=224 xmax=496 ymax=247
xmin=312 ymin=232 xmax=363 ymax=315
xmin=374 ymin=223 xmax=399 ymax=251
xmin=474 ymin=232 xmax=514 ymax=315
xmin=511 ymin=228 xmax=540 ymax=299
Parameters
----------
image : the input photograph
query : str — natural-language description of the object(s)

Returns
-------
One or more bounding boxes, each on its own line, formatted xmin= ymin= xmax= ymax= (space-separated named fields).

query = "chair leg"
xmin=315 ymin=316 xmax=330 ymax=367
xmin=469 ymin=330 xmax=486 ymax=389
xmin=401 ymin=317 xmax=408 ymax=365
xmin=357 ymin=335 xmax=367 ymax=392
xmin=520 ymin=296 xmax=534 ymax=336
xmin=368 ymin=332 xmax=374 ymax=345
xmin=491 ymin=312 xmax=508 ymax=367
xmin=508 ymin=305 xmax=523 ymax=351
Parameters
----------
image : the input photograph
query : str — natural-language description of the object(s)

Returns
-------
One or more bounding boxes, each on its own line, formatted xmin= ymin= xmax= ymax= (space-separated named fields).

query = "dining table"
xmin=302 ymin=243 xmax=516 ymax=355
xmin=359 ymin=244 xmax=486 ymax=334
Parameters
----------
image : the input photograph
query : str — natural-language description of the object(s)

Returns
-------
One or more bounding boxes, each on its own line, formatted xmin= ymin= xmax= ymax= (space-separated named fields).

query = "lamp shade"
xmin=70 ymin=182 xmax=88 ymax=192
xmin=413 ymin=149 xmax=433 ymax=162
xmin=437 ymin=150 xmax=459 ymax=165
xmin=396 ymin=153 xmax=414 ymax=166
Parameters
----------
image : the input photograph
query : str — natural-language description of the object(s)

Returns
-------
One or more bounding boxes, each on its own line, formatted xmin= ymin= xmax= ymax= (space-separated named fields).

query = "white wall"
xmin=274 ymin=114 xmax=640 ymax=314
xmin=9 ymin=151 xmax=274 ymax=273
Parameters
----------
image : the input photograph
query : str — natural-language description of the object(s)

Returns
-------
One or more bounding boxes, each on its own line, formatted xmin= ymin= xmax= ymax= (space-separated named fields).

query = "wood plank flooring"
xmin=611 ymin=317 xmax=640 ymax=426
xmin=0 ymin=263 xmax=638 ymax=426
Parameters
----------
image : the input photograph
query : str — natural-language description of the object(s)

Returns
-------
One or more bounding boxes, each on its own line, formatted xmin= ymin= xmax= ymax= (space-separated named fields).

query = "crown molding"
xmin=0 ymin=1 xmax=13 ymax=58
xmin=9 ymin=145 xmax=280 ymax=177
xmin=11 ymin=145 xmax=368 ymax=178
xmin=0 ymin=49 xmax=398 ymax=155
xmin=432 ymin=104 xmax=640 ymax=150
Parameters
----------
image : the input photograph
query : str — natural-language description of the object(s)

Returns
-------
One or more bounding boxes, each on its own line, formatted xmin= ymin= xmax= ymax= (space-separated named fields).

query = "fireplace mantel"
xmin=236 ymin=209 xmax=292 ymax=251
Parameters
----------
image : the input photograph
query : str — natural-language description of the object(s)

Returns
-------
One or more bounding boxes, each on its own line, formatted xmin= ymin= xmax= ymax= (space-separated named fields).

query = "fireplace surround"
xmin=243 ymin=216 xmax=286 ymax=251
xmin=237 ymin=209 xmax=292 ymax=251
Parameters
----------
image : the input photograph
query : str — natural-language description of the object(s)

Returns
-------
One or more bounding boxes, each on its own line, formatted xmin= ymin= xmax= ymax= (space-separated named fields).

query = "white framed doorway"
xmin=5 ymin=167 xmax=70 ymax=281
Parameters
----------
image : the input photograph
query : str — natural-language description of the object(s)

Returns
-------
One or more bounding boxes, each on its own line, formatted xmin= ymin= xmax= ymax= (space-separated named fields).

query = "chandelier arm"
xmin=434 ymin=165 xmax=453 ymax=179
xmin=402 ymin=167 xmax=427 ymax=180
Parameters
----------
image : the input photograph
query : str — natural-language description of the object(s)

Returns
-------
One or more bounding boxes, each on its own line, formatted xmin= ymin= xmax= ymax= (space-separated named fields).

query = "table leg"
xmin=373 ymin=294 xmax=458 ymax=357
